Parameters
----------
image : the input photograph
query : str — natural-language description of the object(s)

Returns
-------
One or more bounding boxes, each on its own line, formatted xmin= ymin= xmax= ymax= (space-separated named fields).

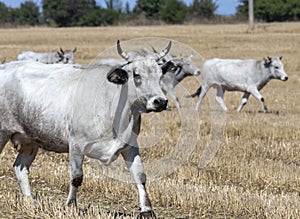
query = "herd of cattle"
xmin=0 ymin=41 xmax=288 ymax=217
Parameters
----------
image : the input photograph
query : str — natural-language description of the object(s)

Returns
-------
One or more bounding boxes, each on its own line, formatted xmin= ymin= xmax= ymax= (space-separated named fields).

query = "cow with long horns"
xmin=0 ymin=40 xmax=171 ymax=217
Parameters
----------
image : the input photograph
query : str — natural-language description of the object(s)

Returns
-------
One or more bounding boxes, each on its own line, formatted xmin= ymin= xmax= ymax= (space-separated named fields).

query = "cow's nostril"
xmin=154 ymin=99 xmax=160 ymax=105
xmin=153 ymin=98 xmax=168 ymax=111
xmin=284 ymin=76 xmax=288 ymax=81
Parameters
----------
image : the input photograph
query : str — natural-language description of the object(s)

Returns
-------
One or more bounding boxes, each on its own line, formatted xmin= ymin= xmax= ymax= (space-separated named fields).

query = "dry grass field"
xmin=0 ymin=22 xmax=299 ymax=218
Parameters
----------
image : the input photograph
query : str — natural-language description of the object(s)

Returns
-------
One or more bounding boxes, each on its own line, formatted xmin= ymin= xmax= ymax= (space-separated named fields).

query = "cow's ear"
xmin=161 ymin=61 xmax=177 ymax=74
xmin=107 ymin=68 xmax=128 ymax=84
xmin=263 ymin=56 xmax=272 ymax=66
xmin=57 ymin=51 xmax=63 ymax=57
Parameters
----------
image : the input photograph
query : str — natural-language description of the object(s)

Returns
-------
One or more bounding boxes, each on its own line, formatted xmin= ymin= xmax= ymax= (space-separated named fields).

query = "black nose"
xmin=153 ymin=98 xmax=168 ymax=112
xmin=283 ymin=76 xmax=288 ymax=81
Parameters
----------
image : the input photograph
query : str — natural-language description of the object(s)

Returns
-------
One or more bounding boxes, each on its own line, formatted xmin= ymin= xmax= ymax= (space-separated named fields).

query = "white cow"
xmin=17 ymin=47 xmax=76 ymax=64
xmin=0 ymin=40 xmax=171 ymax=217
xmin=191 ymin=56 xmax=288 ymax=112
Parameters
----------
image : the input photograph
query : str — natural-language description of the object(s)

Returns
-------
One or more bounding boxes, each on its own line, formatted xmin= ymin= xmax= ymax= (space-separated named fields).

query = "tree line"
xmin=0 ymin=0 xmax=299 ymax=27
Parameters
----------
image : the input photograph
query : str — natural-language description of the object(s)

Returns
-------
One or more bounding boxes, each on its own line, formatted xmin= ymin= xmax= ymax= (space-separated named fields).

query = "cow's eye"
xmin=275 ymin=66 xmax=279 ymax=69
xmin=134 ymin=72 xmax=142 ymax=86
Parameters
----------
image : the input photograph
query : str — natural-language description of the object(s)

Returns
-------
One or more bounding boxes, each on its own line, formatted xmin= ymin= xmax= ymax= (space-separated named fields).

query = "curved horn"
xmin=73 ymin=47 xmax=77 ymax=53
xmin=117 ymin=40 xmax=129 ymax=60
xmin=151 ymin=45 xmax=158 ymax=53
xmin=157 ymin=41 xmax=172 ymax=60
xmin=60 ymin=47 xmax=65 ymax=54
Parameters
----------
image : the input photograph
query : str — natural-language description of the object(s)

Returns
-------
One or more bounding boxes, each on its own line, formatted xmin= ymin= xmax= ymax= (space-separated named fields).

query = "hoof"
xmin=138 ymin=210 xmax=156 ymax=218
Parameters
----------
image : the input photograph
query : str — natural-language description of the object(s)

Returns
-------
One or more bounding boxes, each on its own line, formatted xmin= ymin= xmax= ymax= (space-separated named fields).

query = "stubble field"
xmin=0 ymin=22 xmax=299 ymax=218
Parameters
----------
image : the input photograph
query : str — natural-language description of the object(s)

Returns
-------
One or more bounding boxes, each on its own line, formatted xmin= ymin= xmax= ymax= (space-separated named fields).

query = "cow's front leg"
xmin=13 ymin=144 xmax=39 ymax=205
xmin=195 ymin=85 xmax=208 ymax=111
xmin=215 ymin=86 xmax=227 ymax=111
xmin=237 ymin=92 xmax=250 ymax=112
xmin=66 ymin=147 xmax=84 ymax=207
xmin=167 ymin=87 xmax=181 ymax=109
xmin=249 ymin=88 xmax=268 ymax=113
xmin=121 ymin=146 xmax=155 ymax=218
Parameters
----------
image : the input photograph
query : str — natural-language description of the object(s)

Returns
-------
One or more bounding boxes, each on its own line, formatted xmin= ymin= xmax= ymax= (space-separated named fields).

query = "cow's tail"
xmin=187 ymin=86 xmax=202 ymax=98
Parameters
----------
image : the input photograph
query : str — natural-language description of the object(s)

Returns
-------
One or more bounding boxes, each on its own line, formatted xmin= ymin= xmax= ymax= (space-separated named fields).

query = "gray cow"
xmin=190 ymin=56 xmax=288 ymax=112
xmin=0 ymin=40 xmax=171 ymax=217
xmin=159 ymin=55 xmax=200 ymax=108
xmin=17 ymin=47 xmax=76 ymax=64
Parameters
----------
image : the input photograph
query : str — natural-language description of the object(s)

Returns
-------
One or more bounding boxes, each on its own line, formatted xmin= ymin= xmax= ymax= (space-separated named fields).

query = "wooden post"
xmin=248 ymin=0 xmax=254 ymax=30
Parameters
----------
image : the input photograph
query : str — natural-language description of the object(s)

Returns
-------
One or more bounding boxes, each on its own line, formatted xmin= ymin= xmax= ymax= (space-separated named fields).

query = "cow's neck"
xmin=259 ymin=65 xmax=273 ymax=88
xmin=113 ymin=84 xmax=140 ymax=146
xmin=174 ymin=65 xmax=186 ymax=84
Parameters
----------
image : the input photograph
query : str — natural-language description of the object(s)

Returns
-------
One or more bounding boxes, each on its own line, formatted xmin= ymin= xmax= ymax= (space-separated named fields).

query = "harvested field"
xmin=0 ymin=22 xmax=299 ymax=218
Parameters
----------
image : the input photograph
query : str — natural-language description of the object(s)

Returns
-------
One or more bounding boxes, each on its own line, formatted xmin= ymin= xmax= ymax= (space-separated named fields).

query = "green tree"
xmin=160 ymin=0 xmax=188 ymax=24
xmin=42 ymin=0 xmax=97 ymax=26
xmin=125 ymin=2 xmax=131 ymax=14
xmin=6 ymin=8 xmax=20 ymax=24
xmin=105 ymin=0 xmax=122 ymax=11
xmin=190 ymin=0 xmax=218 ymax=18
xmin=19 ymin=1 xmax=40 ymax=25
xmin=134 ymin=0 xmax=163 ymax=19
xmin=237 ymin=0 xmax=300 ymax=22
xmin=0 ymin=2 xmax=8 ymax=23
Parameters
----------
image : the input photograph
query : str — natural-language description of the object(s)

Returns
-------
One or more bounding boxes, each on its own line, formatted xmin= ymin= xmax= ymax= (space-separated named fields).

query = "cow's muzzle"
xmin=152 ymin=98 xmax=168 ymax=112
xmin=281 ymin=76 xmax=288 ymax=81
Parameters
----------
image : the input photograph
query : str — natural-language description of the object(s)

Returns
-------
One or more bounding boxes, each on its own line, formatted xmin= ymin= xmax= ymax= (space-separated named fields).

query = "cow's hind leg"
xmin=237 ymin=92 xmax=250 ymax=112
xmin=215 ymin=86 xmax=227 ymax=111
xmin=66 ymin=147 xmax=84 ymax=207
xmin=13 ymin=144 xmax=39 ymax=205
xmin=122 ymin=146 xmax=155 ymax=217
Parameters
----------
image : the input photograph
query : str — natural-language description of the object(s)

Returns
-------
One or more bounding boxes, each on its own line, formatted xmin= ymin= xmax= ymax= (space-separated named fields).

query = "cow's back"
xmin=202 ymin=58 xmax=261 ymax=87
xmin=0 ymin=62 xmax=81 ymax=151
xmin=17 ymin=51 xmax=36 ymax=61
xmin=0 ymin=61 xmax=122 ymax=152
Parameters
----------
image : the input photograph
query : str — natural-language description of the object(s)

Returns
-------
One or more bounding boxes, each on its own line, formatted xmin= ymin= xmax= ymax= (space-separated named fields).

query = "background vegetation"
xmin=0 ymin=22 xmax=299 ymax=218
xmin=0 ymin=0 xmax=299 ymax=27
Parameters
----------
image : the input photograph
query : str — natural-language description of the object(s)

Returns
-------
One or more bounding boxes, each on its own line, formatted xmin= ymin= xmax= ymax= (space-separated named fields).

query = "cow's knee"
xmin=139 ymin=172 xmax=147 ymax=185
xmin=72 ymin=174 xmax=83 ymax=188
xmin=242 ymin=98 xmax=248 ymax=105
